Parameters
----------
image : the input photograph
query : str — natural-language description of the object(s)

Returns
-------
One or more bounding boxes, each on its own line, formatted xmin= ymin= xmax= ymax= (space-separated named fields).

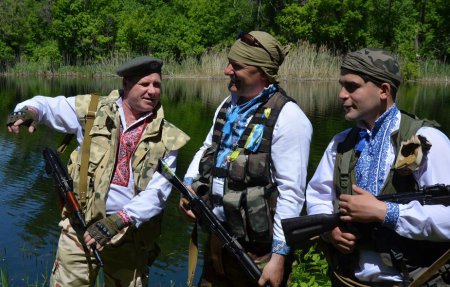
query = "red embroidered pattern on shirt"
xmin=111 ymin=120 xmax=147 ymax=186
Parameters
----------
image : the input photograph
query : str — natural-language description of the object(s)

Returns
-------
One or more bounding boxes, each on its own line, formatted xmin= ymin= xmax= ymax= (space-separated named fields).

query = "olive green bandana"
xmin=228 ymin=31 xmax=290 ymax=83
xmin=341 ymin=48 xmax=403 ymax=90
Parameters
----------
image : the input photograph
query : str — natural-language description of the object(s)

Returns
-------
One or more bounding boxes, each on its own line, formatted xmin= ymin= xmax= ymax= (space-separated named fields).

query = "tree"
xmin=276 ymin=0 xmax=368 ymax=53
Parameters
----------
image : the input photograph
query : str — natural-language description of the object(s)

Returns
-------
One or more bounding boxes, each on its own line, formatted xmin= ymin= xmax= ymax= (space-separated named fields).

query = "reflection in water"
xmin=0 ymin=76 xmax=448 ymax=286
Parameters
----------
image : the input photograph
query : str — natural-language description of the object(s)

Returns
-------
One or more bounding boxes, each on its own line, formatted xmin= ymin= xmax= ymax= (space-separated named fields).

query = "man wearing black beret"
xmin=7 ymin=56 xmax=190 ymax=286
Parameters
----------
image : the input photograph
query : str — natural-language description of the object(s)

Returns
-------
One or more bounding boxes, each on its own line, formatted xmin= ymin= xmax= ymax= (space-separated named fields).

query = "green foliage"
xmin=290 ymin=243 xmax=331 ymax=287
xmin=276 ymin=0 xmax=368 ymax=52
xmin=0 ymin=0 xmax=449 ymax=72
xmin=1 ymin=268 xmax=8 ymax=287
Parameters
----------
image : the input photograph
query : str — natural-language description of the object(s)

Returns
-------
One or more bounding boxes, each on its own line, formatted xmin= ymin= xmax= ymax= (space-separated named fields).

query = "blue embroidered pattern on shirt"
xmin=355 ymin=105 xmax=399 ymax=196
xmin=355 ymin=105 xmax=400 ymax=228
xmin=216 ymin=84 xmax=278 ymax=168
xmin=383 ymin=202 xmax=399 ymax=229
xmin=272 ymin=239 xmax=291 ymax=255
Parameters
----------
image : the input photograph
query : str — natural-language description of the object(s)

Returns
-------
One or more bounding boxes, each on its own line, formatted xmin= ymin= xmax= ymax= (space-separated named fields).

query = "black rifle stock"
xmin=158 ymin=159 xmax=264 ymax=284
xmin=43 ymin=147 xmax=104 ymax=267
xmin=282 ymin=184 xmax=450 ymax=247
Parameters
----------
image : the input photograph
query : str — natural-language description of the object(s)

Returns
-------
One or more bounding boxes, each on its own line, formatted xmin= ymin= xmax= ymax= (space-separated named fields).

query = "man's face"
xmin=338 ymin=73 xmax=386 ymax=128
xmin=122 ymin=73 xmax=161 ymax=117
xmin=224 ymin=60 xmax=268 ymax=101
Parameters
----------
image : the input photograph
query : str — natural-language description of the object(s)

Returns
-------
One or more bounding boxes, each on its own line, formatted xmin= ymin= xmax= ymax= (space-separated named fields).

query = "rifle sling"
xmin=57 ymin=134 xmax=75 ymax=154
xmin=188 ymin=223 xmax=198 ymax=287
xmin=79 ymin=93 xmax=100 ymax=206
xmin=409 ymin=248 xmax=450 ymax=287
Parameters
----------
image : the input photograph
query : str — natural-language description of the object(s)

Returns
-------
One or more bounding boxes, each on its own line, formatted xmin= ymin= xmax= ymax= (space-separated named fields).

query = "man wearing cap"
xmin=7 ymin=56 xmax=190 ymax=286
xmin=306 ymin=48 xmax=450 ymax=286
xmin=180 ymin=31 xmax=312 ymax=286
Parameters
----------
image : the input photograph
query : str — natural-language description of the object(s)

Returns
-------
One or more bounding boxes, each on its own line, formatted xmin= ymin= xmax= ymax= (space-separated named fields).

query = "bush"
xmin=290 ymin=243 xmax=331 ymax=287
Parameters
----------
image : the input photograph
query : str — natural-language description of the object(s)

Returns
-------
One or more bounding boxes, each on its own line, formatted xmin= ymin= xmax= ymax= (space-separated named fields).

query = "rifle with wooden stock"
xmin=157 ymin=159 xmax=265 ymax=285
xmin=43 ymin=147 xmax=104 ymax=266
xmin=282 ymin=184 xmax=450 ymax=247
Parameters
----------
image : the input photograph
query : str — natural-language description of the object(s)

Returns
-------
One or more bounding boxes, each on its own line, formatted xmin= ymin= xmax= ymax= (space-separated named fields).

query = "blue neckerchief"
xmin=355 ymin=104 xmax=399 ymax=196
xmin=216 ymin=84 xmax=278 ymax=168
xmin=355 ymin=129 xmax=370 ymax=153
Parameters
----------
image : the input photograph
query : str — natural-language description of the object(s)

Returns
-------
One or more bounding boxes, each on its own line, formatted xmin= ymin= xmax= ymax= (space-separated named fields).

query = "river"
xmin=0 ymin=76 xmax=448 ymax=286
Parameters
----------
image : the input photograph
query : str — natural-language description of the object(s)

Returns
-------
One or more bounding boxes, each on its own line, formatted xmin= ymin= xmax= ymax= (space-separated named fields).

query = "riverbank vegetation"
xmin=6 ymin=43 xmax=450 ymax=82
xmin=1 ymin=0 xmax=449 ymax=81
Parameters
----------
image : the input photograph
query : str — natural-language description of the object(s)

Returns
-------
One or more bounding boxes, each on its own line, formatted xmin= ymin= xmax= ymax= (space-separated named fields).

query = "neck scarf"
xmin=216 ymin=84 xmax=278 ymax=168
xmin=355 ymin=104 xmax=399 ymax=195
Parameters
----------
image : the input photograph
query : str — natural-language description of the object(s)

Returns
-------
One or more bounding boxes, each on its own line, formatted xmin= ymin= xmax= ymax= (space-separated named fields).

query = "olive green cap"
xmin=116 ymin=56 xmax=163 ymax=77
xmin=341 ymin=48 xmax=402 ymax=90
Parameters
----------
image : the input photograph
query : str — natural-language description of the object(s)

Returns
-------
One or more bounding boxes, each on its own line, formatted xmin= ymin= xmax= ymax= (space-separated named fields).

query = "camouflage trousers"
xmin=49 ymin=217 xmax=159 ymax=287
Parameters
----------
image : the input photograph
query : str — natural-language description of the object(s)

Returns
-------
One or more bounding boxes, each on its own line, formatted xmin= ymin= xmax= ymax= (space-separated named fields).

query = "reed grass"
xmin=2 ymin=43 xmax=450 ymax=82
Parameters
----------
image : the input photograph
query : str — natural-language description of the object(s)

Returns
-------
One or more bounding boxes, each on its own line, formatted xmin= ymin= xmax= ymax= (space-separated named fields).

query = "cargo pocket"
xmin=223 ymin=190 xmax=246 ymax=239
xmin=246 ymin=153 xmax=270 ymax=185
xmin=245 ymin=186 xmax=271 ymax=243
xmin=228 ymin=154 xmax=247 ymax=182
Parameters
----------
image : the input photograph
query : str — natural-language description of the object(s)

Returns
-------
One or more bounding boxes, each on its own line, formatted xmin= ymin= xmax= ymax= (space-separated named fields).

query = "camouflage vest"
xmin=197 ymin=89 xmax=295 ymax=244
xmin=331 ymin=111 xmax=448 ymax=280
xmin=334 ymin=110 xmax=436 ymax=198
xmin=67 ymin=90 xmax=189 ymax=226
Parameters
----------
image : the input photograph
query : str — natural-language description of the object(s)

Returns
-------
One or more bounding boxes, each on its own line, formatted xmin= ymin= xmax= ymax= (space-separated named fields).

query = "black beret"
xmin=116 ymin=56 xmax=163 ymax=77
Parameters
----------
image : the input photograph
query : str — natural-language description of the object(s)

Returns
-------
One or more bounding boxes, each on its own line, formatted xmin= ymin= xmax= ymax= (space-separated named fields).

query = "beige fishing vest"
xmin=67 ymin=90 xmax=189 ymax=226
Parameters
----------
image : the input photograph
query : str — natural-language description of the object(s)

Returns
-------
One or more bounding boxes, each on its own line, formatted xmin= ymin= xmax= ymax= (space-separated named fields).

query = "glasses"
xmin=237 ymin=32 xmax=274 ymax=61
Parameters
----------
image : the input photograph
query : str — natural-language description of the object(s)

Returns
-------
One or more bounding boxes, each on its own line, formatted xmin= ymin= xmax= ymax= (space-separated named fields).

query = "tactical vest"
xmin=331 ymin=111 xmax=449 ymax=281
xmin=196 ymin=89 xmax=295 ymax=245
xmin=67 ymin=90 xmax=189 ymax=247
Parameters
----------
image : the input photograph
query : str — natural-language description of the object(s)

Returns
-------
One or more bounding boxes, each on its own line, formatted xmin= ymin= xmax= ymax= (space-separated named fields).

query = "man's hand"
xmin=338 ymin=184 xmax=387 ymax=223
xmin=328 ymin=226 xmax=359 ymax=254
xmin=178 ymin=185 xmax=197 ymax=222
xmin=7 ymin=106 xmax=38 ymax=134
xmin=84 ymin=212 xmax=131 ymax=251
xmin=258 ymin=253 xmax=285 ymax=287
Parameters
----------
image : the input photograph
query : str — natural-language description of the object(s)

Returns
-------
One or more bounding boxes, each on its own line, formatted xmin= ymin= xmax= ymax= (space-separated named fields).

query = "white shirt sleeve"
xmin=395 ymin=127 xmax=450 ymax=241
xmin=306 ymin=130 xmax=350 ymax=215
xmin=123 ymin=150 xmax=178 ymax=227
xmin=271 ymin=102 xmax=312 ymax=242
xmin=15 ymin=95 xmax=84 ymax=145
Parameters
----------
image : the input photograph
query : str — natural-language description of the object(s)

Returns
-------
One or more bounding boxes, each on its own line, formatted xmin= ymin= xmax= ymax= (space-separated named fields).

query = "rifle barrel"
xmin=158 ymin=159 xmax=263 ymax=284
xmin=43 ymin=148 xmax=104 ymax=267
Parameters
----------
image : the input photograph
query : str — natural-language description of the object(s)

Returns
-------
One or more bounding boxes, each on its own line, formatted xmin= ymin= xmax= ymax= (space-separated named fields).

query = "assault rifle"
xmin=43 ymin=147 xmax=104 ymax=267
xmin=282 ymin=184 xmax=450 ymax=247
xmin=158 ymin=159 xmax=265 ymax=285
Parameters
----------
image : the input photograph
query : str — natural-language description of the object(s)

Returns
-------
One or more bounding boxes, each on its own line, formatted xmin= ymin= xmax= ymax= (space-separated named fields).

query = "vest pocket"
xmin=228 ymin=154 xmax=247 ymax=182
xmin=223 ymin=190 xmax=246 ymax=239
xmin=246 ymin=153 xmax=270 ymax=185
xmin=245 ymin=186 xmax=271 ymax=243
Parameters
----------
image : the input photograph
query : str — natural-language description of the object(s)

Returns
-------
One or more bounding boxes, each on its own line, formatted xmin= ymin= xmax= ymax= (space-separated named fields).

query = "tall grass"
xmin=4 ymin=43 xmax=449 ymax=82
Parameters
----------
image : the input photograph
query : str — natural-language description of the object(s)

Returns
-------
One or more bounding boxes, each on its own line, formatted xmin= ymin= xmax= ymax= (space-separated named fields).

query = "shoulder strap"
xmin=210 ymin=98 xmax=231 ymax=178
xmin=78 ymin=93 xmax=100 ymax=205
xmin=380 ymin=111 xmax=433 ymax=196
xmin=237 ymin=88 xmax=295 ymax=153
xmin=334 ymin=127 xmax=361 ymax=196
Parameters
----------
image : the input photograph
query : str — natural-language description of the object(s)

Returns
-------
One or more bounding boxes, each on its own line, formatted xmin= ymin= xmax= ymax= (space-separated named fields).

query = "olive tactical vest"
xmin=197 ymin=89 xmax=295 ymax=244
xmin=331 ymin=111 xmax=449 ymax=279
xmin=67 ymin=90 xmax=189 ymax=243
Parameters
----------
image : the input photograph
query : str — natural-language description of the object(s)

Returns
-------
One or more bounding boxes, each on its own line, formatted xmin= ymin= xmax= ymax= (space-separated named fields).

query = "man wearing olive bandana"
xmin=306 ymin=48 xmax=450 ymax=286
xmin=180 ymin=31 xmax=313 ymax=286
